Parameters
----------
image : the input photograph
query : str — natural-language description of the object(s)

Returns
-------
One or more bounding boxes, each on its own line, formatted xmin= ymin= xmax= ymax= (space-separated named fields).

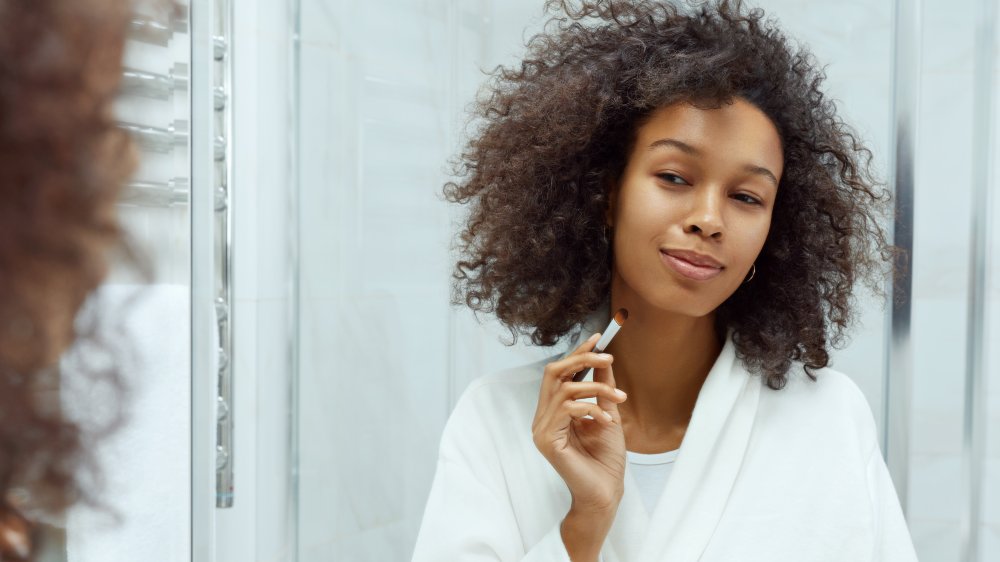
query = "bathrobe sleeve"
xmin=412 ymin=380 xmax=577 ymax=562
xmin=865 ymin=445 xmax=919 ymax=561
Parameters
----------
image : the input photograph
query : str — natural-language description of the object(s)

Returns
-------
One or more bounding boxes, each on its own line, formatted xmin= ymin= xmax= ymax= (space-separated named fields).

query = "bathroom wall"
xmin=292 ymin=1 xmax=557 ymax=558
xmin=903 ymin=0 xmax=999 ymax=557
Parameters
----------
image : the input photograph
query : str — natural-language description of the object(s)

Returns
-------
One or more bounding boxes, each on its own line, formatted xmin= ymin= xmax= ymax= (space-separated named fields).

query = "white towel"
xmin=63 ymin=283 xmax=191 ymax=562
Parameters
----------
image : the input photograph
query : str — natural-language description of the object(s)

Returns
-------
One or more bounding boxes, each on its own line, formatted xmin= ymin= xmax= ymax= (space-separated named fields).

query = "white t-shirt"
xmin=627 ymin=449 xmax=680 ymax=514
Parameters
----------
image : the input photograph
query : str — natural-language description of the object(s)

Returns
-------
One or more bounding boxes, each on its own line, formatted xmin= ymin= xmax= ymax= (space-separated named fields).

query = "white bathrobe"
xmin=413 ymin=307 xmax=919 ymax=561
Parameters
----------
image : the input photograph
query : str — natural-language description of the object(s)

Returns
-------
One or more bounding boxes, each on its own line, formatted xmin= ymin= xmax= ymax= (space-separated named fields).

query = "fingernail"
xmin=598 ymin=353 xmax=612 ymax=361
xmin=614 ymin=389 xmax=627 ymax=399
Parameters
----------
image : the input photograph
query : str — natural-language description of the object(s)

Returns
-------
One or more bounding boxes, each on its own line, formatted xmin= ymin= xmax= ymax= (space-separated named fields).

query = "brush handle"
xmin=569 ymin=315 xmax=623 ymax=382
xmin=571 ymin=340 xmax=606 ymax=382
xmin=571 ymin=366 xmax=595 ymax=383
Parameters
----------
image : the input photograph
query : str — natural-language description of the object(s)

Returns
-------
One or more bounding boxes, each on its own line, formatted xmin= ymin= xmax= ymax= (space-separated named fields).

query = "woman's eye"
xmin=657 ymin=173 xmax=688 ymax=185
xmin=733 ymin=193 xmax=762 ymax=205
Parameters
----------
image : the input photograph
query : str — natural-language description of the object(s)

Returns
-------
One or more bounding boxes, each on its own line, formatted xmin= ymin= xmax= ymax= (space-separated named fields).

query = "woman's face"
xmin=607 ymin=98 xmax=784 ymax=318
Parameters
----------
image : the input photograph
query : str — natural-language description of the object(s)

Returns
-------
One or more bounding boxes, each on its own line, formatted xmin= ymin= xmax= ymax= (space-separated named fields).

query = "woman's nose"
xmin=683 ymin=191 xmax=725 ymax=239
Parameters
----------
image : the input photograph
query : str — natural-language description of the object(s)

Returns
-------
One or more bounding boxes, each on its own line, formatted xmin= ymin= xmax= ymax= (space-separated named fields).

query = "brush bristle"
xmin=614 ymin=308 xmax=628 ymax=325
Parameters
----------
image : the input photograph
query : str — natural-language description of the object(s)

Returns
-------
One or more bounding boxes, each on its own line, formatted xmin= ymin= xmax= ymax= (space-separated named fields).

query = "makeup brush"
xmin=572 ymin=308 xmax=628 ymax=383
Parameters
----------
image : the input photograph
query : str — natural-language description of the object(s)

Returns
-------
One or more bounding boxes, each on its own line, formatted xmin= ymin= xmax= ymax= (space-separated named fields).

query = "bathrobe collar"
xmin=566 ymin=301 xmax=762 ymax=562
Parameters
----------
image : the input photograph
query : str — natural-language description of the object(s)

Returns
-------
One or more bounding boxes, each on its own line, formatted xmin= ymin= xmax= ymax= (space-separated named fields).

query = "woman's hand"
xmin=531 ymin=333 xmax=627 ymax=512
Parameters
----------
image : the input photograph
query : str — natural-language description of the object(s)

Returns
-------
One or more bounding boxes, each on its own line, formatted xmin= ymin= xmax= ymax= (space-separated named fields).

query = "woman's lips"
xmin=660 ymin=250 xmax=724 ymax=281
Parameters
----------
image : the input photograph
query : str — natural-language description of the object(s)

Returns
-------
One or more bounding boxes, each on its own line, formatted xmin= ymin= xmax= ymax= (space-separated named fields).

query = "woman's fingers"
xmin=530 ymin=331 xmax=628 ymax=514
xmin=541 ymin=334 xmax=612 ymax=398
xmin=556 ymin=381 xmax=626 ymax=403
xmin=536 ymin=380 xmax=625 ymax=430
xmin=533 ymin=398 xmax=616 ymax=453
xmin=562 ymin=400 xmax=616 ymax=424
xmin=541 ymin=352 xmax=614 ymax=405
xmin=592 ymin=361 xmax=623 ymax=422
xmin=575 ymin=332 xmax=601 ymax=353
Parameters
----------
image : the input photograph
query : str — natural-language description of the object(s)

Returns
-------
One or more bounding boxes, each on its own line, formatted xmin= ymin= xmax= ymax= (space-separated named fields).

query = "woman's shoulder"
xmin=777 ymin=362 xmax=869 ymax=402
xmin=455 ymin=354 xmax=560 ymax=414
xmin=759 ymin=361 xmax=880 ymax=455
xmin=437 ymin=354 xmax=561 ymax=455
xmin=781 ymin=363 xmax=874 ymax=414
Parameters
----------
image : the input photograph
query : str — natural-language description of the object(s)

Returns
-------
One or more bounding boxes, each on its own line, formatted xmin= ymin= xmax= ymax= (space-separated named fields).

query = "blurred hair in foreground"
xmin=0 ymin=0 xmax=174 ymax=558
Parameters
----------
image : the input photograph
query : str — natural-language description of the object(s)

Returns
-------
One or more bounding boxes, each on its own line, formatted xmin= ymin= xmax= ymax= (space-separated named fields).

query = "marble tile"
xmin=911 ymin=298 xmax=970 ymax=456
xmin=909 ymin=517 xmax=960 ymax=562
xmin=983 ymin=459 xmax=999 ymax=525
xmin=233 ymin=7 xmax=261 ymax=302
xmin=826 ymin=290 xmax=888 ymax=433
xmin=447 ymin=303 xmax=565 ymax=411
xmin=921 ymin=0 xmax=977 ymax=75
xmin=253 ymin=28 xmax=294 ymax=301
xmin=909 ymin=453 xmax=963 ymax=524
xmin=299 ymin=0 xmax=348 ymax=48
xmin=304 ymin=518 xmax=413 ymax=562
xmin=483 ymin=0 xmax=548 ymax=69
xmin=983 ymin=523 xmax=999 ymax=562
xmin=298 ymin=45 xmax=359 ymax=302
xmin=297 ymin=293 xmax=452 ymax=552
xmin=912 ymin=74 xmax=976 ymax=298
xmin=254 ymin=298 xmax=296 ymax=561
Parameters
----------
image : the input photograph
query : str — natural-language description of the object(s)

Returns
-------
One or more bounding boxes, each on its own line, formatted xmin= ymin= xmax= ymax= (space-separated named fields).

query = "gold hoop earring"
xmin=744 ymin=263 xmax=756 ymax=283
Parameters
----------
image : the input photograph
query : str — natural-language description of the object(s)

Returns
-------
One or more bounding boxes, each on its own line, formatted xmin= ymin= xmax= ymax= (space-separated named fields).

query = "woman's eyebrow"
xmin=648 ymin=137 xmax=779 ymax=188
xmin=744 ymin=164 xmax=780 ymax=188
xmin=648 ymin=137 xmax=701 ymax=156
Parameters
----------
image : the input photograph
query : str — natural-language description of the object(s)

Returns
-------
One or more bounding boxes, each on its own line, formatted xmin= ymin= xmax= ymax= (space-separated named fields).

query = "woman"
xmin=414 ymin=0 xmax=917 ymax=561
xmin=0 ymin=0 xmax=138 ymax=559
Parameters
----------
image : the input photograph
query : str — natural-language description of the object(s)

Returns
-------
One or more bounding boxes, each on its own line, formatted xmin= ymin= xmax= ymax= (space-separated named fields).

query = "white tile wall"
xmin=984 ymin=4 xmax=1000 ymax=559
xmin=295 ymin=1 xmax=463 ymax=558
xmin=293 ymin=0 xmax=568 ymax=557
xmin=911 ymin=0 xmax=994 ymax=558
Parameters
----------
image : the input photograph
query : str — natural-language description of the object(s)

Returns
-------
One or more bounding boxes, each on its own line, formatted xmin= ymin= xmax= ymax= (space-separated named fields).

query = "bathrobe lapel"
xmin=566 ymin=305 xmax=761 ymax=562
xmin=635 ymin=337 xmax=759 ymax=561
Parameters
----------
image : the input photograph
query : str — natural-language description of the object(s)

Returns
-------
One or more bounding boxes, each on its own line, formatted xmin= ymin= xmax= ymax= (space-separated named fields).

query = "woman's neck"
xmin=604 ymin=294 xmax=723 ymax=452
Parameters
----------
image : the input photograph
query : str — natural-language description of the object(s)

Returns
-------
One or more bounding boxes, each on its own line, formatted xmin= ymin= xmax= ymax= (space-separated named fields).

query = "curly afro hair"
xmin=0 ymin=0 xmax=146 ymax=556
xmin=445 ymin=0 xmax=897 ymax=390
